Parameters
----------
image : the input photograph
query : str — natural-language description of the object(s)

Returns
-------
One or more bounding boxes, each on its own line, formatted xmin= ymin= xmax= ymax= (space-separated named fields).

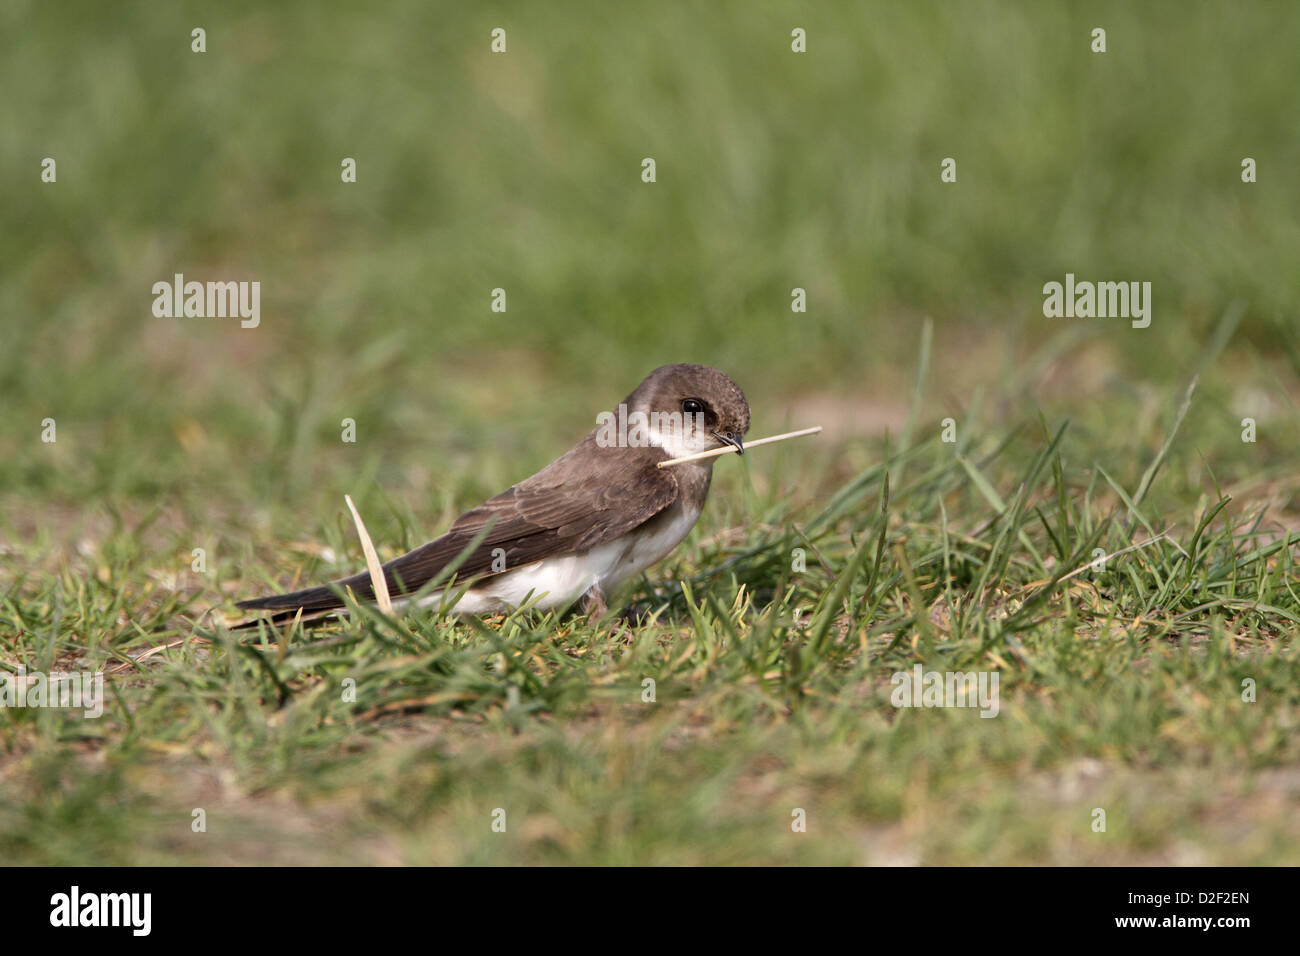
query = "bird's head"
xmin=621 ymin=363 xmax=750 ymax=461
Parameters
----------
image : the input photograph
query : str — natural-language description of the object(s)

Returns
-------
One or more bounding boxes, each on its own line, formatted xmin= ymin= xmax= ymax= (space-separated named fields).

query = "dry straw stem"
xmin=344 ymin=493 xmax=393 ymax=614
xmin=656 ymin=426 xmax=823 ymax=468
xmin=1055 ymin=530 xmax=1175 ymax=584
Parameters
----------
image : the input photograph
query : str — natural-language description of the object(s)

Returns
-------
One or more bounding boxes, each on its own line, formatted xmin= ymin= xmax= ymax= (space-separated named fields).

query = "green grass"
xmin=2 ymin=0 xmax=1299 ymax=864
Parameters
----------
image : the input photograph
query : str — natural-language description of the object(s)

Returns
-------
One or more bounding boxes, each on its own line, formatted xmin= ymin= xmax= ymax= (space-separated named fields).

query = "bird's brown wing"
xmin=235 ymin=437 xmax=679 ymax=621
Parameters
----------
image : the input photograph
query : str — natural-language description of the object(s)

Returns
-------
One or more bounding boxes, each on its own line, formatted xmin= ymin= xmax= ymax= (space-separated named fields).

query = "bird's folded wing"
xmin=236 ymin=439 xmax=678 ymax=617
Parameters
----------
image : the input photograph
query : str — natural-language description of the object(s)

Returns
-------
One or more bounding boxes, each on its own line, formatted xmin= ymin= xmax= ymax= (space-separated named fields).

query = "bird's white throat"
xmin=593 ymin=403 xmax=714 ymax=460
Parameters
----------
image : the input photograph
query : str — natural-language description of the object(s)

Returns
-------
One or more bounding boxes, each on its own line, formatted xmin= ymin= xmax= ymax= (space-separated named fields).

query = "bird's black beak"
xmin=714 ymin=432 xmax=744 ymax=455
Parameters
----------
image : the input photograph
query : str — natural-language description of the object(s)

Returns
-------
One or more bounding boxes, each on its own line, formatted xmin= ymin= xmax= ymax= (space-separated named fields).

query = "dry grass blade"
xmin=1057 ymin=531 xmax=1175 ymax=583
xmin=344 ymin=493 xmax=393 ymax=615
xmin=656 ymin=426 xmax=823 ymax=468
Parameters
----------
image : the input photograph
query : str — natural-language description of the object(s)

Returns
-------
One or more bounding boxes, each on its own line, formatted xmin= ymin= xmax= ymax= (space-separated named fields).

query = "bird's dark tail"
xmin=233 ymin=519 xmax=499 ymax=630
xmin=233 ymin=572 xmax=375 ymax=630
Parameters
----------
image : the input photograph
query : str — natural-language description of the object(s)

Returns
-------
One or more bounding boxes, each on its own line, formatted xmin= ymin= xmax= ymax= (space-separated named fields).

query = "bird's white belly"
xmin=409 ymin=500 xmax=702 ymax=614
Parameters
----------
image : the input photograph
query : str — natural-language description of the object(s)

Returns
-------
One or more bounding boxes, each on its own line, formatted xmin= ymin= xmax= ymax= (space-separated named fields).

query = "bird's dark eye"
xmin=681 ymin=398 xmax=705 ymax=415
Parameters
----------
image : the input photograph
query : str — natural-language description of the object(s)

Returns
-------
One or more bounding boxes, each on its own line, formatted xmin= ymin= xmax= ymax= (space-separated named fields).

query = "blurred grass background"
xmin=2 ymin=0 xmax=1299 ymax=865
xmin=3 ymin=0 xmax=1298 ymax=522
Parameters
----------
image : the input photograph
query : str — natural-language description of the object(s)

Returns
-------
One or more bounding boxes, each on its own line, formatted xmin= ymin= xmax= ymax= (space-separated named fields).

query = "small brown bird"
xmin=236 ymin=364 xmax=750 ymax=625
